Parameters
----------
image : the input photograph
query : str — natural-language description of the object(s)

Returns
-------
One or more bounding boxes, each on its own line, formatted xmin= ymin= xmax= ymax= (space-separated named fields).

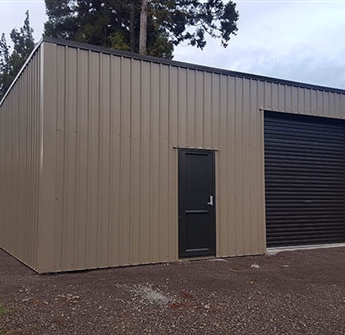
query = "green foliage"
xmin=0 ymin=303 xmax=9 ymax=315
xmin=150 ymin=0 xmax=238 ymax=49
xmin=44 ymin=0 xmax=238 ymax=58
xmin=0 ymin=11 xmax=35 ymax=101
xmin=10 ymin=11 xmax=35 ymax=61
xmin=109 ymin=32 xmax=131 ymax=52
xmin=0 ymin=302 xmax=10 ymax=335
xmin=0 ymin=34 xmax=11 ymax=100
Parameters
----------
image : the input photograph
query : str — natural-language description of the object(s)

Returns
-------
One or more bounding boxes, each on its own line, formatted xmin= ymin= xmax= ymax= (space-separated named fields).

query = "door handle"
xmin=207 ymin=196 xmax=213 ymax=206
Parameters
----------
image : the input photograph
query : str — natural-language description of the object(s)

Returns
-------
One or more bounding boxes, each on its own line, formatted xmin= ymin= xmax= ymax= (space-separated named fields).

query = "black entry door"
xmin=178 ymin=149 xmax=216 ymax=258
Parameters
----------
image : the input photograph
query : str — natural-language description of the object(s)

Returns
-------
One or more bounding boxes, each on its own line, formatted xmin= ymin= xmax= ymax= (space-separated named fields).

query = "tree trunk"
xmin=130 ymin=0 xmax=135 ymax=53
xmin=139 ymin=0 xmax=148 ymax=55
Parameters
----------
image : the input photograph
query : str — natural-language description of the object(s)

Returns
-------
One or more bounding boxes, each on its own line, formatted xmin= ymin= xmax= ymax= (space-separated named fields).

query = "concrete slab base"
xmin=267 ymin=243 xmax=345 ymax=255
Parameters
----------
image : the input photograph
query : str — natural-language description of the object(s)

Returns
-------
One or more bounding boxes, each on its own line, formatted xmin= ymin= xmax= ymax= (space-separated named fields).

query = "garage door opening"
xmin=264 ymin=111 xmax=345 ymax=248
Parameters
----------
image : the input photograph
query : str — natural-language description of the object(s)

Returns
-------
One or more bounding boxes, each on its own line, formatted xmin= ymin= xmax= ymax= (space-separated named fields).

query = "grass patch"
xmin=0 ymin=304 xmax=9 ymax=335
xmin=0 ymin=304 xmax=9 ymax=315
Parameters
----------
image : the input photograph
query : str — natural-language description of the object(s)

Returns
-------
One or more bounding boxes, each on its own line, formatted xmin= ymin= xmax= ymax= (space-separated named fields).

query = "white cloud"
xmin=174 ymin=1 xmax=345 ymax=88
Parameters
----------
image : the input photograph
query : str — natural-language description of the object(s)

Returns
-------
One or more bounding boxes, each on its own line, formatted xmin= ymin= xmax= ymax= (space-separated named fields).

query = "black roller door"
xmin=264 ymin=111 xmax=345 ymax=247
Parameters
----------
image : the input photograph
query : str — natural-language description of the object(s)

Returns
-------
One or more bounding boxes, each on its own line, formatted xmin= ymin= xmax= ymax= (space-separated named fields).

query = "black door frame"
xmin=178 ymin=148 xmax=216 ymax=258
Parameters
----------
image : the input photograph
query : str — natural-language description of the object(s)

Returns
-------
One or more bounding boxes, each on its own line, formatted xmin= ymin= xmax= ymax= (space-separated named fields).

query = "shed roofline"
xmin=1 ymin=35 xmax=345 ymax=108
xmin=0 ymin=37 xmax=44 ymax=107
xmin=41 ymin=36 xmax=345 ymax=95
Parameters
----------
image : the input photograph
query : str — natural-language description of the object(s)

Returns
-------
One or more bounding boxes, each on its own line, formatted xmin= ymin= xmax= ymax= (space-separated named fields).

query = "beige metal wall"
xmin=3 ymin=38 xmax=345 ymax=273
xmin=0 ymin=48 xmax=42 ymax=270
xmin=37 ymin=41 xmax=345 ymax=272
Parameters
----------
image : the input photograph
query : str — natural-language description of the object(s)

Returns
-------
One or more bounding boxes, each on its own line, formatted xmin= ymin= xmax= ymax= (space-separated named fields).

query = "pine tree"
xmin=44 ymin=0 xmax=239 ymax=58
xmin=10 ymin=10 xmax=35 ymax=67
xmin=0 ymin=11 xmax=35 ymax=101
xmin=0 ymin=34 xmax=11 ymax=100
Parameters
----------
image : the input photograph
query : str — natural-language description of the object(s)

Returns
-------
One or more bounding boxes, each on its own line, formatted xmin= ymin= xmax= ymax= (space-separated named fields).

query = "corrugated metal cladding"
xmin=40 ymin=41 xmax=268 ymax=272
xmin=1 ymin=37 xmax=345 ymax=273
xmin=0 ymin=48 xmax=42 ymax=270
xmin=265 ymin=112 xmax=345 ymax=247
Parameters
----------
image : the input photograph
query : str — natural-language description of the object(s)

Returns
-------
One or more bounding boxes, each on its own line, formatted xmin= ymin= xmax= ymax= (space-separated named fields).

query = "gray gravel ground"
xmin=1 ymin=247 xmax=345 ymax=334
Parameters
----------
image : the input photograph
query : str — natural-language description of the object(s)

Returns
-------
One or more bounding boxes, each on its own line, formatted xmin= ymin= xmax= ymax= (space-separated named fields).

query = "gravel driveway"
xmin=1 ymin=247 xmax=345 ymax=335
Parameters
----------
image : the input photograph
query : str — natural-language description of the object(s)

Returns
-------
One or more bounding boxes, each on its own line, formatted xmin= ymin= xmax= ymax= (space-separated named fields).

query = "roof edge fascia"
xmin=41 ymin=35 xmax=345 ymax=95
xmin=1 ymin=35 xmax=345 ymax=108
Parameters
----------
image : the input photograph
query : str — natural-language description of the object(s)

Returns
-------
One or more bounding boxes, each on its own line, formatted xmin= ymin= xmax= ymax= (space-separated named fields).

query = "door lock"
xmin=207 ymin=196 xmax=214 ymax=206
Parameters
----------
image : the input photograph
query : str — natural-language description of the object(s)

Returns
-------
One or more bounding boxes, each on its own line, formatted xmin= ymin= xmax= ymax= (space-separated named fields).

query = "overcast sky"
xmin=0 ymin=0 xmax=344 ymax=89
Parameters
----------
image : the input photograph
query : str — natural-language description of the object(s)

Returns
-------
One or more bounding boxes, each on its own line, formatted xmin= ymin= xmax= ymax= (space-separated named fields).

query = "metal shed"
xmin=1 ymin=37 xmax=345 ymax=273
